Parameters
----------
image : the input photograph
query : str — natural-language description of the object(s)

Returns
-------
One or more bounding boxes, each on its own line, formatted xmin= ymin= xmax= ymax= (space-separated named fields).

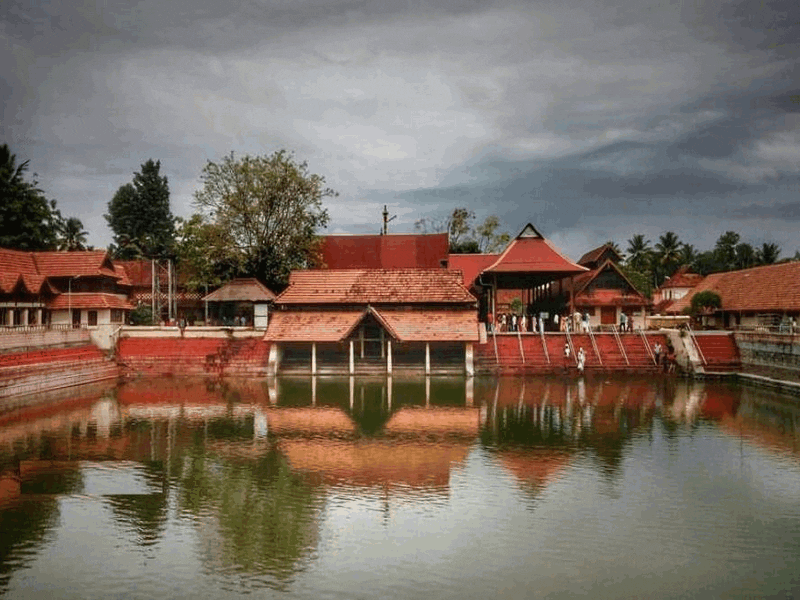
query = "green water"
xmin=0 ymin=375 xmax=798 ymax=599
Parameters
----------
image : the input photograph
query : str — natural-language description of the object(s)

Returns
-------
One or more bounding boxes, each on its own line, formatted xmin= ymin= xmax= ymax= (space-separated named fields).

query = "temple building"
xmin=0 ymin=248 xmax=133 ymax=329
xmin=449 ymin=224 xmax=587 ymax=329
xmin=264 ymin=268 xmax=479 ymax=375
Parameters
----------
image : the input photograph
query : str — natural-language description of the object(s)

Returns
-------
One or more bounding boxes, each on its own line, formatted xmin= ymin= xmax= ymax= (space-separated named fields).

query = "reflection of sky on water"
xmin=0 ymin=376 xmax=799 ymax=598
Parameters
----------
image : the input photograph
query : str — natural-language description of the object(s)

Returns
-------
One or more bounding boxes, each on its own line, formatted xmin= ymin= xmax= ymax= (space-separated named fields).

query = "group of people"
xmin=652 ymin=341 xmax=676 ymax=373
xmin=487 ymin=311 xmax=593 ymax=334
xmin=618 ymin=312 xmax=635 ymax=333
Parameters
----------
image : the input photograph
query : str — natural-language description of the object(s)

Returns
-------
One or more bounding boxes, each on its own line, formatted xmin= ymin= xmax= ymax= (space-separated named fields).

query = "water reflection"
xmin=0 ymin=375 xmax=799 ymax=598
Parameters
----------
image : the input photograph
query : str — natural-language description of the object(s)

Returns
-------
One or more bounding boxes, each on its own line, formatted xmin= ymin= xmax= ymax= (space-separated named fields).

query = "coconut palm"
xmin=757 ymin=242 xmax=781 ymax=265
xmin=654 ymin=231 xmax=682 ymax=282
xmin=626 ymin=234 xmax=652 ymax=272
xmin=57 ymin=217 xmax=89 ymax=251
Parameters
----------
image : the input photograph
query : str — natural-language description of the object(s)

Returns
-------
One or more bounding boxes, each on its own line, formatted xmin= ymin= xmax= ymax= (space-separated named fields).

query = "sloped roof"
xmin=34 ymin=250 xmax=120 ymax=279
xmin=656 ymin=265 xmax=704 ymax=290
xmin=0 ymin=248 xmax=127 ymax=293
xmin=669 ymin=262 xmax=800 ymax=314
xmin=49 ymin=293 xmax=134 ymax=310
xmin=578 ymin=243 xmax=623 ymax=268
xmin=265 ymin=307 xmax=479 ymax=342
xmin=276 ymin=269 xmax=476 ymax=305
xmin=448 ymin=253 xmax=499 ymax=288
xmin=202 ymin=278 xmax=276 ymax=302
xmin=483 ymin=224 xmax=588 ymax=275
xmin=318 ymin=233 xmax=449 ymax=269
xmin=572 ymin=259 xmax=648 ymax=305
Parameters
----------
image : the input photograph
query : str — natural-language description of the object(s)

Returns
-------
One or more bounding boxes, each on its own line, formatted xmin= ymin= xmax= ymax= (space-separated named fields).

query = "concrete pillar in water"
xmin=268 ymin=344 xmax=281 ymax=377
xmin=311 ymin=342 xmax=317 ymax=375
xmin=387 ymin=340 xmax=393 ymax=374
xmin=349 ymin=340 xmax=355 ymax=374
xmin=465 ymin=342 xmax=474 ymax=376
xmin=425 ymin=342 xmax=430 ymax=375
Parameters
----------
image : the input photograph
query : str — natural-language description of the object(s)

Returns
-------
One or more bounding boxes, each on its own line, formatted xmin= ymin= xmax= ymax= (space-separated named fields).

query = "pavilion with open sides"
xmin=264 ymin=269 xmax=480 ymax=375
xmin=448 ymin=224 xmax=588 ymax=329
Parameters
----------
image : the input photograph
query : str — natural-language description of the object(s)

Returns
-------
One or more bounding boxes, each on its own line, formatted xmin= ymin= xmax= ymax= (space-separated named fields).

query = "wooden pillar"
xmin=311 ymin=342 xmax=317 ymax=375
xmin=349 ymin=340 xmax=355 ymax=374
xmin=386 ymin=339 xmax=393 ymax=374
xmin=465 ymin=342 xmax=474 ymax=377
xmin=380 ymin=329 xmax=385 ymax=358
xmin=425 ymin=342 xmax=430 ymax=375
xmin=22 ymin=308 xmax=29 ymax=326
xmin=37 ymin=308 xmax=43 ymax=326
xmin=7 ymin=308 xmax=14 ymax=326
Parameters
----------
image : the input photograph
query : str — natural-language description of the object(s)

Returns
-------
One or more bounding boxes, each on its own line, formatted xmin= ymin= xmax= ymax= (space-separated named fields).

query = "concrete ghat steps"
xmin=692 ymin=333 xmax=741 ymax=372
xmin=475 ymin=333 xmax=667 ymax=373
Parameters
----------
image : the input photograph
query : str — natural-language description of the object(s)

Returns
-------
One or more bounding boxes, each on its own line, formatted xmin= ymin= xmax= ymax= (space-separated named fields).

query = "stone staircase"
xmin=691 ymin=333 xmax=741 ymax=373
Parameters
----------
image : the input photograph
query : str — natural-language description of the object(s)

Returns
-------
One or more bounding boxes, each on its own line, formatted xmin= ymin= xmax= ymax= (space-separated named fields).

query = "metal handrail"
xmin=491 ymin=324 xmax=499 ymax=364
xmin=565 ymin=330 xmax=578 ymax=365
xmin=640 ymin=330 xmax=656 ymax=365
xmin=516 ymin=328 xmax=525 ymax=364
xmin=686 ymin=324 xmax=707 ymax=365
xmin=588 ymin=326 xmax=603 ymax=367
xmin=612 ymin=326 xmax=630 ymax=366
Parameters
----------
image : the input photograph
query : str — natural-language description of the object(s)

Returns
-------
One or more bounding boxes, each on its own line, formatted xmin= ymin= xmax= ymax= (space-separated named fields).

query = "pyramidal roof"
xmin=483 ymin=224 xmax=587 ymax=275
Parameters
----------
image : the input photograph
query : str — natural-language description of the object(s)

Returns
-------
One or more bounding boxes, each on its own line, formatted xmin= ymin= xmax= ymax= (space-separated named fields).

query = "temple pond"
xmin=1 ymin=375 xmax=799 ymax=599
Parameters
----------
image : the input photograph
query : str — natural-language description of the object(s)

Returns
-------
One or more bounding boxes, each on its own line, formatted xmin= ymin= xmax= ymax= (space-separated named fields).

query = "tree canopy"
xmin=415 ymin=207 xmax=510 ymax=253
xmin=0 ymin=144 xmax=62 ymax=250
xmin=192 ymin=150 xmax=334 ymax=289
xmin=106 ymin=159 xmax=175 ymax=259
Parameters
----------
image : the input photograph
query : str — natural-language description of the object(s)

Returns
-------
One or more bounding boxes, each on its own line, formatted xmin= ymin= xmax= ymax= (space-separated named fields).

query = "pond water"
xmin=1 ymin=375 xmax=799 ymax=599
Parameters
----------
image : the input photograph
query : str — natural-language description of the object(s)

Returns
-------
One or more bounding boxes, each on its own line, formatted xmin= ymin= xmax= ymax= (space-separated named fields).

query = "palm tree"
xmin=626 ymin=234 xmax=652 ymax=272
xmin=678 ymin=243 xmax=697 ymax=268
xmin=57 ymin=217 xmax=89 ymax=251
xmin=757 ymin=242 xmax=781 ymax=265
xmin=654 ymin=231 xmax=682 ymax=282
xmin=734 ymin=242 xmax=756 ymax=270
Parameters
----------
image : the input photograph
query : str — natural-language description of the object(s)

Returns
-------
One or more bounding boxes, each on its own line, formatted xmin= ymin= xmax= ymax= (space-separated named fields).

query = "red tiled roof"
xmin=572 ymin=260 xmax=648 ymax=306
xmin=34 ymin=250 xmax=120 ymax=279
xmin=669 ymin=262 xmax=800 ymax=314
xmin=318 ymin=233 xmax=449 ymax=269
xmin=202 ymin=278 xmax=276 ymax=302
xmin=48 ymin=293 xmax=134 ymax=310
xmin=484 ymin=224 xmax=587 ymax=275
xmin=266 ymin=310 xmax=364 ymax=341
xmin=378 ymin=309 xmax=479 ymax=341
xmin=266 ymin=307 xmax=479 ymax=342
xmin=578 ymin=243 xmax=623 ymax=267
xmin=448 ymin=253 xmax=498 ymax=288
xmin=656 ymin=265 xmax=704 ymax=290
xmin=276 ymin=269 xmax=476 ymax=305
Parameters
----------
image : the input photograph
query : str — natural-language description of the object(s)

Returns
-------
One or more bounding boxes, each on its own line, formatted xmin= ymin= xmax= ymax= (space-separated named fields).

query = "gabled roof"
xmin=578 ymin=243 xmax=623 ymax=268
xmin=34 ymin=250 xmax=120 ymax=279
xmin=483 ymin=224 xmax=588 ymax=275
xmin=202 ymin=278 xmax=276 ymax=302
xmin=317 ymin=233 xmax=449 ymax=269
xmin=656 ymin=265 xmax=704 ymax=290
xmin=48 ymin=293 xmax=134 ymax=310
xmin=669 ymin=261 xmax=800 ymax=314
xmin=572 ymin=259 xmax=648 ymax=302
xmin=447 ymin=253 xmax=499 ymax=288
xmin=265 ymin=307 xmax=479 ymax=342
xmin=276 ymin=269 xmax=476 ymax=305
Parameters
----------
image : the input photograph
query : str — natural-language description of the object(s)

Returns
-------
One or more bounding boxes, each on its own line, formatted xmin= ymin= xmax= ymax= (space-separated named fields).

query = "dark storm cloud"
xmin=729 ymin=201 xmax=800 ymax=221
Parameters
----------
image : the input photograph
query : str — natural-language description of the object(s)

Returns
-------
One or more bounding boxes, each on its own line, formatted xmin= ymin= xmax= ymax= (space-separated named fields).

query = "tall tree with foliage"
xmin=475 ymin=215 xmax=511 ymax=253
xmin=653 ymin=231 xmax=682 ymax=284
xmin=713 ymin=231 xmax=740 ymax=272
xmin=0 ymin=144 xmax=62 ymax=250
xmin=57 ymin=217 xmax=89 ymax=251
xmin=193 ymin=150 xmax=334 ymax=289
xmin=106 ymin=159 xmax=175 ymax=259
xmin=757 ymin=242 xmax=781 ymax=265
xmin=416 ymin=207 xmax=510 ymax=253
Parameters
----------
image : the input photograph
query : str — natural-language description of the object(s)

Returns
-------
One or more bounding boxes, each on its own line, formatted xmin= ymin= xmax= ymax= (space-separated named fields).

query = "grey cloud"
xmin=728 ymin=201 xmax=800 ymax=221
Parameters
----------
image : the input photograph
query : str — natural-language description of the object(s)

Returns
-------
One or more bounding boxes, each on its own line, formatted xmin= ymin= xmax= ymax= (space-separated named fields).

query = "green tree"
xmin=0 ymin=144 xmax=62 ymax=250
xmin=106 ymin=159 xmax=175 ymax=259
xmin=713 ymin=231 xmax=740 ymax=271
xmin=653 ymin=231 xmax=682 ymax=284
xmin=757 ymin=242 xmax=781 ymax=265
xmin=193 ymin=151 xmax=334 ymax=289
xmin=734 ymin=242 xmax=756 ymax=270
xmin=474 ymin=215 xmax=510 ymax=253
xmin=174 ymin=214 xmax=239 ymax=292
xmin=57 ymin=217 xmax=89 ymax=251
xmin=625 ymin=234 xmax=653 ymax=277
xmin=690 ymin=290 xmax=722 ymax=315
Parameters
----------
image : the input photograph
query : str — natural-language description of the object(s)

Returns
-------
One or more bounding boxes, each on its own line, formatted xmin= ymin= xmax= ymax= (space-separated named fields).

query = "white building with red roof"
xmin=264 ymin=268 xmax=479 ymax=375
xmin=652 ymin=266 xmax=704 ymax=314
xmin=0 ymin=248 xmax=133 ymax=331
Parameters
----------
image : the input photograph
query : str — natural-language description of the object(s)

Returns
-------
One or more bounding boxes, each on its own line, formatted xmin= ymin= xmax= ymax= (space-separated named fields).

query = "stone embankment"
xmin=0 ymin=344 xmax=119 ymax=401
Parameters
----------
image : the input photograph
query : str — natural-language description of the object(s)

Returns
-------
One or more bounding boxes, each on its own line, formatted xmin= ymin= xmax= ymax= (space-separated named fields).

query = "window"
xmin=88 ymin=311 xmax=98 ymax=326
xmin=111 ymin=309 xmax=123 ymax=323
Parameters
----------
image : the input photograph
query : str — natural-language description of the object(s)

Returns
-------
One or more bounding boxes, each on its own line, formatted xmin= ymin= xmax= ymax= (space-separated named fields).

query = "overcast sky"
xmin=2 ymin=0 xmax=799 ymax=260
